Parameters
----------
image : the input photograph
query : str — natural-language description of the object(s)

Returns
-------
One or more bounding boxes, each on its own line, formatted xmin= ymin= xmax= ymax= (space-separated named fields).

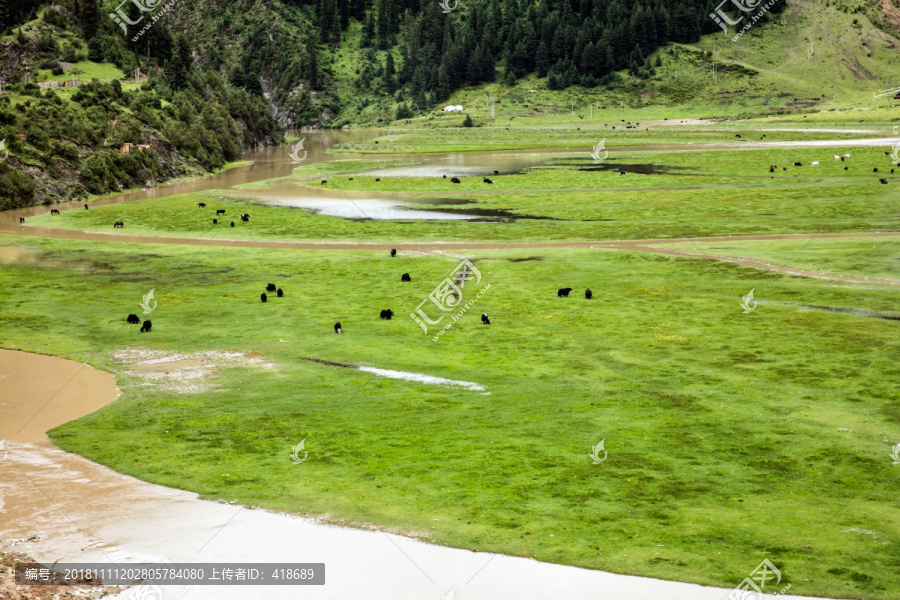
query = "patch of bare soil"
xmin=0 ymin=551 xmax=111 ymax=600
xmin=880 ymin=0 xmax=900 ymax=28
xmin=113 ymin=348 xmax=275 ymax=394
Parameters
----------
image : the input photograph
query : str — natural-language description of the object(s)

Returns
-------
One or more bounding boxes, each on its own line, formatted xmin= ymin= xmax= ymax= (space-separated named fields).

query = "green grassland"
xmin=0 ymin=233 xmax=897 ymax=599
xmin=27 ymin=142 xmax=900 ymax=243
xmin=666 ymin=236 xmax=900 ymax=281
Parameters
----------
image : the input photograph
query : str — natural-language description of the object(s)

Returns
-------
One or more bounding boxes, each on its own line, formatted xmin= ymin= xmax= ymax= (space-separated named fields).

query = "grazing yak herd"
xmin=124 ymin=247 xmax=589 ymax=336
xmin=769 ymin=154 xmax=894 ymax=181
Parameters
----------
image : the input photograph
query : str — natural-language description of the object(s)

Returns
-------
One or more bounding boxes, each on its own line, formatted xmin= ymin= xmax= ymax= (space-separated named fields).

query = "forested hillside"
xmin=0 ymin=0 xmax=282 ymax=207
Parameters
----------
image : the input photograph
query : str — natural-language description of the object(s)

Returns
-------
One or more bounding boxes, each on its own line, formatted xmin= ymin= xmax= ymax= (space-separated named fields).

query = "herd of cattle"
xmin=767 ymin=154 xmax=895 ymax=183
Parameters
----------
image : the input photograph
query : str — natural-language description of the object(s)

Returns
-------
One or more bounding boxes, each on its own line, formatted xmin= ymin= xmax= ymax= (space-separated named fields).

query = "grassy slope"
xmin=0 ymin=233 xmax=896 ymax=599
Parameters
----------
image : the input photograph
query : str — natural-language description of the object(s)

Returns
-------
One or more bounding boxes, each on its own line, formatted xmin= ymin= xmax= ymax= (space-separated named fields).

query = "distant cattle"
xmin=380 ymin=309 xmax=394 ymax=320
xmin=769 ymin=166 xmax=775 ymax=173
xmin=483 ymin=178 xmax=493 ymax=184
xmin=348 ymin=177 xmax=354 ymax=181
xmin=844 ymin=154 xmax=851 ymax=159
xmin=240 ymin=214 xmax=250 ymax=221
xmin=375 ymin=178 xmax=381 ymax=182
xmin=321 ymin=180 xmax=327 ymax=184
xmin=19 ymin=217 xmax=24 ymax=224
xmin=794 ymin=162 xmax=802 ymax=167
xmin=84 ymin=204 xmax=89 ymax=210
xmin=213 ymin=219 xmax=218 ymax=224
xmin=114 ymin=221 xmax=124 ymax=228
xmin=558 ymin=287 xmax=572 ymax=297
xmin=50 ymin=209 xmax=60 ymax=215
xmin=216 ymin=209 xmax=225 ymax=215
xmin=140 ymin=320 xmax=152 ymax=333
xmin=735 ymin=134 xmax=741 ymax=138
xmin=266 ymin=283 xmax=276 ymax=292
xmin=127 ymin=314 xmax=141 ymax=324
xmin=334 ymin=322 xmax=342 ymax=334
xmin=840 ymin=156 xmax=845 ymax=162
xmin=451 ymin=177 xmax=461 ymax=184
xmin=261 ymin=293 xmax=268 ymax=303
xmin=493 ymin=170 xmax=499 ymax=175
xmin=390 ymin=248 xmax=396 ymax=257
xmin=879 ymin=178 xmax=888 ymax=184
xmin=585 ymin=288 xmax=592 ymax=299
xmin=443 ymin=174 xmax=447 ymax=178
xmin=619 ymin=171 xmax=627 ymax=175
xmin=277 ymin=288 xmax=283 ymax=297
xmin=844 ymin=167 xmax=848 ymax=170
xmin=231 ymin=221 xmax=235 ymax=227
xmin=873 ymin=168 xmax=878 ymax=173
xmin=401 ymin=273 xmax=411 ymax=282
xmin=198 ymin=202 xmax=206 ymax=207
xmin=481 ymin=313 xmax=490 ymax=325
xmin=811 ymin=161 xmax=819 ymax=166
xmin=833 ymin=155 xmax=840 ymax=161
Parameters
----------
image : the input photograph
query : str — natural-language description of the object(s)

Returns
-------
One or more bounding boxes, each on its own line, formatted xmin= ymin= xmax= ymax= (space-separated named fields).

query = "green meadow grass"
xmin=668 ymin=237 xmax=900 ymax=281
xmin=0 ymin=234 xmax=897 ymax=599
xmin=27 ymin=143 xmax=900 ymax=243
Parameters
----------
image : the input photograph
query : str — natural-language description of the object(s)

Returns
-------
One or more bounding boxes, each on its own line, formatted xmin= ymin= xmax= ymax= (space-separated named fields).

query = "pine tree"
xmin=383 ymin=52 xmax=397 ymax=94
xmin=536 ymin=41 xmax=549 ymax=78
xmin=80 ymin=0 xmax=99 ymax=40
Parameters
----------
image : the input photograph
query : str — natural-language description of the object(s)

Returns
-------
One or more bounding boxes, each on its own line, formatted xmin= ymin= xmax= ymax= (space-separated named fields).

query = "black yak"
xmin=213 ymin=219 xmax=218 ymax=224
xmin=140 ymin=320 xmax=152 ymax=333
xmin=261 ymin=293 xmax=268 ymax=303
xmin=266 ymin=283 xmax=276 ymax=292
xmin=321 ymin=180 xmax=327 ymax=184
xmin=375 ymin=178 xmax=381 ymax=182
xmin=401 ymin=273 xmax=411 ymax=282
xmin=50 ymin=209 xmax=60 ymax=215
xmin=84 ymin=204 xmax=89 ymax=210
xmin=390 ymin=248 xmax=397 ymax=257
xmin=127 ymin=314 xmax=141 ymax=324
xmin=794 ymin=162 xmax=802 ymax=167
xmin=483 ymin=178 xmax=493 ymax=184
xmin=873 ymin=168 xmax=878 ymax=173
xmin=879 ymin=178 xmax=888 ymax=184
xmin=19 ymin=217 xmax=24 ymax=224
xmin=231 ymin=221 xmax=235 ymax=227
xmin=114 ymin=221 xmax=124 ymax=228
xmin=198 ymin=203 xmax=206 ymax=207
xmin=380 ymin=309 xmax=394 ymax=319
xmin=277 ymin=288 xmax=283 ymax=297
xmin=451 ymin=177 xmax=461 ymax=184
xmin=481 ymin=313 xmax=490 ymax=325
xmin=558 ymin=287 xmax=573 ymax=297
xmin=240 ymin=214 xmax=250 ymax=222
xmin=335 ymin=322 xmax=342 ymax=334
xmin=216 ymin=209 xmax=225 ymax=215
xmin=493 ymin=170 xmax=499 ymax=175
xmin=585 ymin=288 xmax=593 ymax=299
